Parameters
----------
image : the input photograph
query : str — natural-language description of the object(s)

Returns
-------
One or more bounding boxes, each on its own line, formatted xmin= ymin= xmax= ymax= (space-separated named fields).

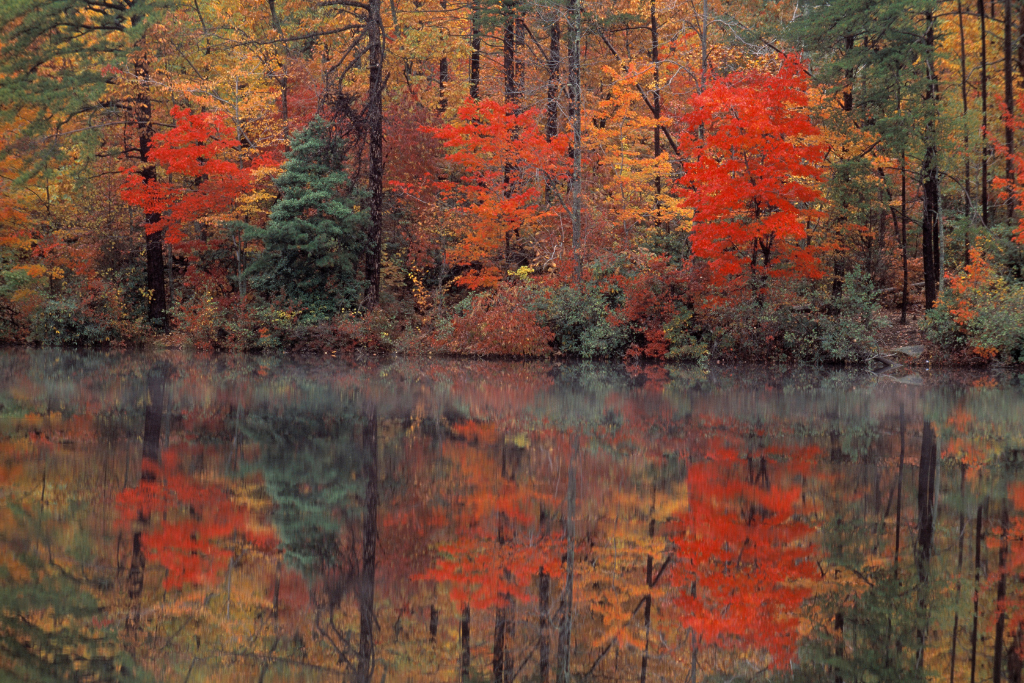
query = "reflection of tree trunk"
xmin=995 ymin=505 xmax=1009 ymax=683
xmin=356 ymin=410 xmax=378 ymax=683
xmin=970 ymin=502 xmax=985 ymax=683
xmin=128 ymin=366 xmax=167 ymax=632
xmin=894 ymin=404 xmax=905 ymax=579
xmin=555 ymin=437 xmax=576 ymax=683
xmin=950 ymin=463 xmax=967 ymax=683
xmin=640 ymin=517 xmax=655 ymax=683
xmin=916 ymin=420 xmax=937 ymax=666
xmin=461 ymin=605 xmax=472 ymax=682
xmin=539 ymin=567 xmax=550 ymax=682
xmin=430 ymin=604 xmax=438 ymax=641
xmin=1009 ymin=626 xmax=1023 ymax=683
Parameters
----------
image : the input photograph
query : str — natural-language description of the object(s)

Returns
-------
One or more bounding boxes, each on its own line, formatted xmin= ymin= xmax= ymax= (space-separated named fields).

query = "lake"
xmin=1 ymin=350 xmax=1023 ymax=682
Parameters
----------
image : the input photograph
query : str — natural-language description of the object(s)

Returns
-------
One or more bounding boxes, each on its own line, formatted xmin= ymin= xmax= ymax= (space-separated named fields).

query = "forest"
xmin=1 ymin=0 xmax=1024 ymax=361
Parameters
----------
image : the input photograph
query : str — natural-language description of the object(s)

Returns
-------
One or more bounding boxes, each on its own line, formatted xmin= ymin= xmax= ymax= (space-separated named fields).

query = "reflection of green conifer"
xmin=248 ymin=117 xmax=369 ymax=319
xmin=0 ymin=555 xmax=146 ymax=681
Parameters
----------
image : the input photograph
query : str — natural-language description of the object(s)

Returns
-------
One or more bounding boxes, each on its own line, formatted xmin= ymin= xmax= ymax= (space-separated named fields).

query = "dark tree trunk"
xmin=900 ymin=156 xmax=909 ymax=324
xmin=470 ymin=0 xmax=481 ymax=100
xmin=957 ymin=0 xmax=972 ymax=221
xmin=649 ymin=0 xmax=662 ymax=225
xmin=430 ymin=604 xmax=438 ymax=641
xmin=546 ymin=20 xmax=561 ymax=141
xmin=921 ymin=13 xmax=940 ymax=310
xmin=567 ymin=0 xmax=583 ymax=279
xmin=363 ymin=0 xmax=385 ymax=309
xmin=980 ymin=0 xmax=990 ymax=226
xmin=133 ymin=57 xmax=167 ymax=329
xmin=1006 ymin=0 xmax=1015 ymax=218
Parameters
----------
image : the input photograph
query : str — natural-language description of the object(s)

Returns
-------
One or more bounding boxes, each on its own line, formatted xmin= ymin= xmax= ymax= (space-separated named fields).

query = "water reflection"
xmin=1 ymin=350 xmax=1023 ymax=682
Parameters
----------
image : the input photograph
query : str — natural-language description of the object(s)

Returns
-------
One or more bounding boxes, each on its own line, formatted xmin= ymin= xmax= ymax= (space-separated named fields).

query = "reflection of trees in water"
xmin=1 ymin=352 xmax=1024 ymax=681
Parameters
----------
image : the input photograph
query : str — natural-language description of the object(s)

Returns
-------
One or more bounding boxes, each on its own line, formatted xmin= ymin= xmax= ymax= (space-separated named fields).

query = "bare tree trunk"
xmin=900 ymin=155 xmax=909 ymax=323
xmin=649 ymin=0 xmax=662 ymax=227
xmin=363 ymin=0 xmax=385 ymax=309
xmin=132 ymin=55 xmax=167 ymax=329
xmin=921 ymin=12 xmax=940 ymax=310
xmin=470 ymin=0 xmax=481 ymax=100
xmin=567 ymin=0 xmax=583 ymax=279
xmin=980 ymin=0 xmax=991 ymax=226
xmin=1006 ymin=0 xmax=1015 ymax=218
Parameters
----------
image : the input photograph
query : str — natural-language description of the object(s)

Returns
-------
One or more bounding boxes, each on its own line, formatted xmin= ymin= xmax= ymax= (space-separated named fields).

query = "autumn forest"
xmin=0 ymin=0 xmax=1023 ymax=360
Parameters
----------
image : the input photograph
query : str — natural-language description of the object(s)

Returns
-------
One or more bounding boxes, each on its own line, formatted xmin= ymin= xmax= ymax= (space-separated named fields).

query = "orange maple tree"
xmin=673 ymin=56 xmax=825 ymax=296
xmin=423 ymin=99 xmax=570 ymax=289
xmin=120 ymin=106 xmax=259 ymax=250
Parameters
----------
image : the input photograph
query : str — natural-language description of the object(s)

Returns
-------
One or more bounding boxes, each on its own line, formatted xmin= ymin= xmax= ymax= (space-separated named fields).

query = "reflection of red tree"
xmin=669 ymin=445 xmax=818 ymax=665
xmin=997 ymin=486 xmax=1024 ymax=638
xmin=117 ymin=449 xmax=276 ymax=590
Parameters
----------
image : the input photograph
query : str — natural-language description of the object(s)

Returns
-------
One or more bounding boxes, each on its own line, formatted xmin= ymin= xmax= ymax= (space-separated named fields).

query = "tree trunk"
xmin=649 ymin=0 xmax=662 ymax=226
xmin=980 ymin=0 xmax=990 ymax=226
xmin=363 ymin=0 xmax=385 ymax=309
xmin=957 ymin=0 xmax=971 ymax=215
xmin=567 ymin=0 xmax=583 ymax=279
xmin=133 ymin=56 xmax=167 ymax=329
xmin=921 ymin=12 xmax=940 ymax=310
xmin=1006 ymin=0 xmax=1015 ymax=218
xmin=546 ymin=20 xmax=561 ymax=141
xmin=470 ymin=0 xmax=481 ymax=100
xmin=900 ymin=155 xmax=909 ymax=324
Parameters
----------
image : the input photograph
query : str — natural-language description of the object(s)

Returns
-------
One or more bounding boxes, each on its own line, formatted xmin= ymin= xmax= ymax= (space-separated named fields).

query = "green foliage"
xmin=0 ymin=0 xmax=168 ymax=159
xmin=531 ymin=280 xmax=630 ymax=359
xmin=28 ymin=296 xmax=118 ymax=347
xmin=926 ymin=250 xmax=1024 ymax=362
xmin=246 ymin=118 xmax=369 ymax=318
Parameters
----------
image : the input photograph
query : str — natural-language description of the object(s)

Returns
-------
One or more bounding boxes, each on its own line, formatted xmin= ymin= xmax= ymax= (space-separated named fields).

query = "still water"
xmin=1 ymin=350 xmax=1023 ymax=683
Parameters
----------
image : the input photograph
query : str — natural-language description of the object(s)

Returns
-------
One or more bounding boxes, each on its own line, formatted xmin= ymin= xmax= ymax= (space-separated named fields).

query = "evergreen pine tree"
xmin=247 ymin=117 xmax=369 ymax=317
